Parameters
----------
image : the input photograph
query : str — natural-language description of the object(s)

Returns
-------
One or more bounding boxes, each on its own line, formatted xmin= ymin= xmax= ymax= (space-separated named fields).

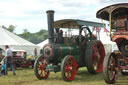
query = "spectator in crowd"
xmin=0 ymin=60 xmax=6 ymax=76
xmin=40 ymin=49 xmax=43 ymax=55
xmin=34 ymin=48 xmax=37 ymax=56
xmin=58 ymin=30 xmax=64 ymax=43
xmin=3 ymin=45 xmax=16 ymax=75
xmin=0 ymin=48 xmax=3 ymax=61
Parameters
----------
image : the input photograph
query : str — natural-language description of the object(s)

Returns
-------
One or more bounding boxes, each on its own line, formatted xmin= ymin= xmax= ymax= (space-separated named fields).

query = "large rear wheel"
xmin=34 ymin=55 xmax=50 ymax=80
xmin=85 ymin=40 xmax=105 ymax=74
xmin=61 ymin=55 xmax=77 ymax=81
xmin=119 ymin=40 xmax=128 ymax=57
xmin=103 ymin=52 xmax=118 ymax=84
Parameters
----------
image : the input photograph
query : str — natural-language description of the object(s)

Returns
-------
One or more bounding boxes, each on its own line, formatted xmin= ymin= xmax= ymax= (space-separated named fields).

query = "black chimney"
xmin=46 ymin=10 xmax=55 ymax=43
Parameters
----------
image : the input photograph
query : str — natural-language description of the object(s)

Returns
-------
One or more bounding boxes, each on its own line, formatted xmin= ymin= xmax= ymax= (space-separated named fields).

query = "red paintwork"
xmin=64 ymin=57 xmax=77 ymax=81
xmin=112 ymin=33 xmax=128 ymax=48
xmin=21 ymin=61 xmax=32 ymax=68
xmin=120 ymin=66 xmax=128 ymax=70
xmin=92 ymin=41 xmax=105 ymax=73
xmin=37 ymin=57 xmax=50 ymax=79
xmin=113 ymin=52 xmax=128 ymax=71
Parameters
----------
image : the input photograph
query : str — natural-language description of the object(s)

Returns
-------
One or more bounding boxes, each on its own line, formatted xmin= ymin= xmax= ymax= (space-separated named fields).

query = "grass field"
xmin=0 ymin=68 xmax=128 ymax=85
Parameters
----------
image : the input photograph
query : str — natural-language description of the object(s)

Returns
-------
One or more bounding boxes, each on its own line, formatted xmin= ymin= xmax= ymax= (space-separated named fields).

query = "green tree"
xmin=18 ymin=29 xmax=48 ymax=44
xmin=21 ymin=29 xmax=30 ymax=39
xmin=8 ymin=25 xmax=15 ymax=32
xmin=2 ymin=25 xmax=16 ymax=33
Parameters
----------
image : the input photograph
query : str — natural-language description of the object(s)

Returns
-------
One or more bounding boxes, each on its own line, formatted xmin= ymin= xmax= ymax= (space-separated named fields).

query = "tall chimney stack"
xmin=46 ymin=10 xmax=55 ymax=43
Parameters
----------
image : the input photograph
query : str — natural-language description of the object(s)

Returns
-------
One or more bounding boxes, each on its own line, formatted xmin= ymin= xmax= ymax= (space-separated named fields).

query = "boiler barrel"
xmin=43 ymin=44 xmax=78 ymax=61
xmin=59 ymin=44 xmax=78 ymax=57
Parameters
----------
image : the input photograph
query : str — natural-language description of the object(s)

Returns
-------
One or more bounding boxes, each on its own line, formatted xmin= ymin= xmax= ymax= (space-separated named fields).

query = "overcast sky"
xmin=0 ymin=0 xmax=128 ymax=34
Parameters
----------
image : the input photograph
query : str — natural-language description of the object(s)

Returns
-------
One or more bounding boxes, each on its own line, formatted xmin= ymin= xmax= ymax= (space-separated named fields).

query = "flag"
xmin=104 ymin=28 xmax=109 ymax=32
xmin=93 ymin=26 xmax=101 ymax=32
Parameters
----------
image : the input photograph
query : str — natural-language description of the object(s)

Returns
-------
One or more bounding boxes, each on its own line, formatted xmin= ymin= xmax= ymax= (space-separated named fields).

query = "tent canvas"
xmin=37 ymin=39 xmax=48 ymax=49
xmin=0 ymin=27 xmax=39 ymax=55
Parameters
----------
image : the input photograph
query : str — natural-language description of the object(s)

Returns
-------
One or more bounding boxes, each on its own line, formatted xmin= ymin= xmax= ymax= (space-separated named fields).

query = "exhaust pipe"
xmin=46 ymin=10 xmax=55 ymax=43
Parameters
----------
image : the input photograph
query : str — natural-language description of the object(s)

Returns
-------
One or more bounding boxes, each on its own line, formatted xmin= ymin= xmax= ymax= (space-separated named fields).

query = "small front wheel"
xmin=34 ymin=55 xmax=50 ymax=80
xmin=61 ymin=55 xmax=77 ymax=81
xmin=103 ymin=52 xmax=118 ymax=84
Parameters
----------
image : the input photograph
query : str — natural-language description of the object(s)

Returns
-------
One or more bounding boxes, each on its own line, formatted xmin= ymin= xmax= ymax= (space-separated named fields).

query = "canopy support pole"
xmin=109 ymin=12 xmax=112 ymax=35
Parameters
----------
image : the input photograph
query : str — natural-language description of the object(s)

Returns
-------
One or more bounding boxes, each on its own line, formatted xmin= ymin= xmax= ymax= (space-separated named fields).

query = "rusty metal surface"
xmin=96 ymin=3 xmax=128 ymax=21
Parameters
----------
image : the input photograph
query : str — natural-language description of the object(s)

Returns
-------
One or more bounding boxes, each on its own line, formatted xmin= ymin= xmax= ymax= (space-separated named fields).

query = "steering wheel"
xmin=79 ymin=27 xmax=92 ymax=45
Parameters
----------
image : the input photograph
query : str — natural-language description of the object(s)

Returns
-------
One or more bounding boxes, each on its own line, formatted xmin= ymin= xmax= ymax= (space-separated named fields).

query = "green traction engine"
xmin=34 ymin=10 xmax=105 ymax=81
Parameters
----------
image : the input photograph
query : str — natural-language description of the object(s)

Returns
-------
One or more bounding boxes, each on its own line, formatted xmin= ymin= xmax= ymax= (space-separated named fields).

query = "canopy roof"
xmin=0 ymin=27 xmax=35 ymax=46
xmin=54 ymin=19 xmax=104 ymax=29
xmin=96 ymin=3 xmax=128 ymax=21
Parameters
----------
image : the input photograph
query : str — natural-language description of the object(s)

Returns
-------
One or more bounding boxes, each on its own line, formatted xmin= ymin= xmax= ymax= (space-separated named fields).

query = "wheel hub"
xmin=40 ymin=64 xmax=44 ymax=70
xmin=125 ymin=45 xmax=128 ymax=52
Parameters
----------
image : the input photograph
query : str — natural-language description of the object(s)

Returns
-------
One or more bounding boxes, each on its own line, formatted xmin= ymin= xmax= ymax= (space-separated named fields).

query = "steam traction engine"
xmin=97 ymin=3 xmax=128 ymax=84
xmin=34 ymin=10 xmax=105 ymax=81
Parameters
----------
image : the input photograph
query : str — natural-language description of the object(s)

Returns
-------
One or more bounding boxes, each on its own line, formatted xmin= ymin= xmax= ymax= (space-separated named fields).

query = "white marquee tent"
xmin=37 ymin=39 xmax=48 ymax=49
xmin=0 ymin=27 xmax=39 ymax=55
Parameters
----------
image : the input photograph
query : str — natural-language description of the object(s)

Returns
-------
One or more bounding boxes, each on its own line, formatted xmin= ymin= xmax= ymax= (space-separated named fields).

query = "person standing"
xmin=0 ymin=60 xmax=6 ymax=76
xmin=34 ymin=48 xmax=37 ymax=56
xmin=40 ymin=49 xmax=43 ymax=55
xmin=4 ymin=45 xmax=16 ymax=75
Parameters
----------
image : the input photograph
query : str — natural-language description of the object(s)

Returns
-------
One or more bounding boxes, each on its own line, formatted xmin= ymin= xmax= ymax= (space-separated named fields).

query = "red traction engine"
xmin=34 ymin=10 xmax=105 ymax=81
xmin=97 ymin=3 xmax=128 ymax=84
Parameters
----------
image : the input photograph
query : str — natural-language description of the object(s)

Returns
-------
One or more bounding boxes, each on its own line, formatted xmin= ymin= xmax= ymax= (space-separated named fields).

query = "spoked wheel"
xmin=103 ymin=52 xmax=118 ymax=84
xmin=61 ymin=55 xmax=77 ymax=81
xmin=85 ymin=40 xmax=105 ymax=74
xmin=119 ymin=40 xmax=128 ymax=56
xmin=34 ymin=55 xmax=50 ymax=80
